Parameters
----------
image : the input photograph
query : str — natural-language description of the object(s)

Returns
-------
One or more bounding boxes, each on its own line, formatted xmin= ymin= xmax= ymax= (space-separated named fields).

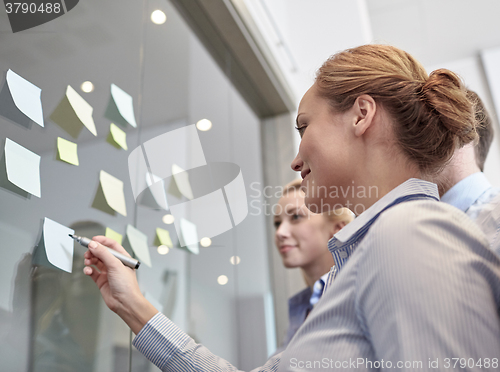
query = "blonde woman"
xmin=273 ymin=179 xmax=353 ymax=348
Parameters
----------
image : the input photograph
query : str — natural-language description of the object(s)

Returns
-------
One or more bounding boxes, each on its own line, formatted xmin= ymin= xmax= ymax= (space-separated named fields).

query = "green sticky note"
xmin=105 ymin=227 xmax=123 ymax=245
xmin=107 ymin=123 xmax=128 ymax=150
xmin=154 ymin=227 xmax=173 ymax=248
xmin=56 ymin=137 xmax=79 ymax=165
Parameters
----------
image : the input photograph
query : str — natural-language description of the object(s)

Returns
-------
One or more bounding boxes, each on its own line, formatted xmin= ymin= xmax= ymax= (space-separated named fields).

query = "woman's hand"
xmin=83 ymin=236 xmax=158 ymax=334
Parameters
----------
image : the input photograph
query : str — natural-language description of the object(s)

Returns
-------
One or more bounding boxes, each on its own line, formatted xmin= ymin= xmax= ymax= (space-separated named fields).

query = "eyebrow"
xmin=285 ymin=206 xmax=301 ymax=215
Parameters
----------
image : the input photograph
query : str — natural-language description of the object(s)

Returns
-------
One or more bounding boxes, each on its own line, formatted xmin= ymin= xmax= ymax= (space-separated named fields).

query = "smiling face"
xmin=273 ymin=190 xmax=334 ymax=269
xmin=292 ymin=84 xmax=360 ymax=212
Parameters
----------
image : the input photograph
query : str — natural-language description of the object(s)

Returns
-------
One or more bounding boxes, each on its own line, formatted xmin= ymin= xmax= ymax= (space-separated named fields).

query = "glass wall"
xmin=0 ymin=0 xmax=274 ymax=371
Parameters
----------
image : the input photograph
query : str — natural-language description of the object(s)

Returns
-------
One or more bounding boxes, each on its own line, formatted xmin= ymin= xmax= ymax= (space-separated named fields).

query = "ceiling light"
xmin=196 ymin=119 xmax=212 ymax=131
xmin=157 ymin=245 xmax=169 ymax=255
xmin=162 ymin=214 xmax=174 ymax=224
xmin=229 ymin=256 xmax=241 ymax=265
xmin=200 ymin=237 xmax=212 ymax=247
xmin=217 ymin=275 xmax=228 ymax=285
xmin=81 ymin=81 xmax=94 ymax=93
xmin=151 ymin=10 xmax=166 ymax=25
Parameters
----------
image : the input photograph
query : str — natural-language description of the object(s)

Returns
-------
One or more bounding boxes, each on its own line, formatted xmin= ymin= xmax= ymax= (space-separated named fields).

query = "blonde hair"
xmin=282 ymin=179 xmax=354 ymax=224
xmin=315 ymin=44 xmax=477 ymax=175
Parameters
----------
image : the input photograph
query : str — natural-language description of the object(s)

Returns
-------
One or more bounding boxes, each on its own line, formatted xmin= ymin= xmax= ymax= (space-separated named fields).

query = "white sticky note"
xmin=66 ymin=85 xmax=97 ymax=136
xmin=6 ymin=69 xmax=44 ymax=127
xmin=4 ymin=138 xmax=41 ymax=197
xmin=36 ymin=218 xmax=74 ymax=273
xmin=100 ymin=170 xmax=127 ymax=217
xmin=179 ymin=218 xmax=199 ymax=254
xmin=111 ymin=84 xmax=137 ymax=128
xmin=172 ymin=164 xmax=194 ymax=200
xmin=126 ymin=224 xmax=151 ymax=267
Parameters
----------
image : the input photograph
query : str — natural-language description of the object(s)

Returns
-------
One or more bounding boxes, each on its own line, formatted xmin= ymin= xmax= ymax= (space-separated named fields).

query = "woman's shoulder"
xmin=362 ymin=199 xmax=490 ymax=258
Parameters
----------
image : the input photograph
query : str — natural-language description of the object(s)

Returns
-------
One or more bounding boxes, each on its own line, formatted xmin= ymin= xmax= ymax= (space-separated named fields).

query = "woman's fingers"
xmin=83 ymin=266 xmax=100 ymax=283
xmin=92 ymin=235 xmax=131 ymax=257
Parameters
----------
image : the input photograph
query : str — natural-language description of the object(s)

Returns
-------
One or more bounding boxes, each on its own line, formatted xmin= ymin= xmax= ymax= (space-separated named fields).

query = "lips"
xmin=279 ymin=245 xmax=296 ymax=254
xmin=301 ymin=169 xmax=311 ymax=179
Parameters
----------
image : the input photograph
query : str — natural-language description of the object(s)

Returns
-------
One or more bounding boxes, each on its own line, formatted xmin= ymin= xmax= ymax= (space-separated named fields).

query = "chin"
xmin=305 ymin=197 xmax=330 ymax=214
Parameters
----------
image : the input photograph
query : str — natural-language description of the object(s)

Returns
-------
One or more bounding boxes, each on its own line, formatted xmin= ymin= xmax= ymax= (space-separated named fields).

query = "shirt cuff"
xmin=133 ymin=312 xmax=191 ymax=370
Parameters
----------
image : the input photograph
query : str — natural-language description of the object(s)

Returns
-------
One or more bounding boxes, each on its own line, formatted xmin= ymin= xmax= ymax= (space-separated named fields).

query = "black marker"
xmin=69 ymin=234 xmax=140 ymax=270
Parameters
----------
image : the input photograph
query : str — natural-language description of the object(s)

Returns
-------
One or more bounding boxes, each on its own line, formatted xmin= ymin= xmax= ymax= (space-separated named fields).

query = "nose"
xmin=275 ymin=220 xmax=291 ymax=240
xmin=291 ymin=152 xmax=303 ymax=172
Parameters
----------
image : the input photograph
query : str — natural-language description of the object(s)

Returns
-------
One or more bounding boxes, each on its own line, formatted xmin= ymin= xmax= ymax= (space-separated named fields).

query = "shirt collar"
xmin=333 ymin=178 xmax=439 ymax=244
xmin=440 ymin=172 xmax=492 ymax=212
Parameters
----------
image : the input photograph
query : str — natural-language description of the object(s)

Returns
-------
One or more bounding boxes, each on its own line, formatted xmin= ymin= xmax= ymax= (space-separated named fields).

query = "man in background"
xmin=439 ymin=90 xmax=500 ymax=255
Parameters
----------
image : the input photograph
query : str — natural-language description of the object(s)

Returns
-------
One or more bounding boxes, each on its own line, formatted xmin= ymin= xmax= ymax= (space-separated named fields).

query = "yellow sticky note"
xmin=107 ymin=123 xmax=128 ymax=150
xmin=50 ymin=85 xmax=97 ymax=138
xmin=105 ymin=227 xmax=123 ymax=245
xmin=66 ymin=85 xmax=97 ymax=136
xmin=91 ymin=170 xmax=127 ymax=217
xmin=172 ymin=164 xmax=194 ymax=200
xmin=57 ymin=137 xmax=79 ymax=165
xmin=155 ymin=227 xmax=173 ymax=248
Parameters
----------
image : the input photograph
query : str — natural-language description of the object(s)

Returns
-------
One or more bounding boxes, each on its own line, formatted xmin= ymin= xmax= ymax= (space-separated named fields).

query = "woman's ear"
xmin=352 ymin=95 xmax=376 ymax=137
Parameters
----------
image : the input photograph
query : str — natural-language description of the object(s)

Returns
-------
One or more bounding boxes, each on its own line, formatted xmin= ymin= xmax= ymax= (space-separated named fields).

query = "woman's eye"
xmin=274 ymin=221 xmax=281 ymax=229
xmin=295 ymin=125 xmax=307 ymax=137
xmin=291 ymin=214 xmax=302 ymax=221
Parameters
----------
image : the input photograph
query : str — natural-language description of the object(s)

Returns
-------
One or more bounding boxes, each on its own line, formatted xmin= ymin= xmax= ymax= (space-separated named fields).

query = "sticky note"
xmin=105 ymin=84 xmax=137 ymax=128
xmin=105 ymin=227 xmax=123 ymax=245
xmin=33 ymin=217 xmax=74 ymax=273
xmin=0 ymin=69 xmax=44 ymax=127
xmin=56 ymin=137 xmax=79 ymax=165
xmin=107 ymin=123 xmax=128 ymax=150
xmin=91 ymin=170 xmax=127 ymax=217
xmin=50 ymin=85 xmax=97 ymax=138
xmin=154 ymin=227 xmax=173 ymax=248
xmin=148 ymin=173 xmax=168 ymax=210
xmin=124 ymin=224 xmax=151 ymax=267
xmin=4 ymin=138 xmax=41 ymax=197
xmin=172 ymin=164 xmax=194 ymax=200
xmin=179 ymin=218 xmax=199 ymax=254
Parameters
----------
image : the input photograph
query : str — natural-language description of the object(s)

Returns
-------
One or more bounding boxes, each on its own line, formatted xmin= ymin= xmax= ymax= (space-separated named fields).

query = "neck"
xmin=436 ymin=145 xmax=480 ymax=197
xmin=302 ymin=254 xmax=334 ymax=288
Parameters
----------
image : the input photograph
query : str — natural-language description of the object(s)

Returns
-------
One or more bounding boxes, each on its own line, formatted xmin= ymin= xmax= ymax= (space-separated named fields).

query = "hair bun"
xmin=421 ymin=69 xmax=477 ymax=147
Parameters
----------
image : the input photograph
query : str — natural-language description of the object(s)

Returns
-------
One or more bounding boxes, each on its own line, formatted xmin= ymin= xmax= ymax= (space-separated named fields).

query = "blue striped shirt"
xmin=441 ymin=172 xmax=500 ymax=256
xmin=133 ymin=178 xmax=500 ymax=371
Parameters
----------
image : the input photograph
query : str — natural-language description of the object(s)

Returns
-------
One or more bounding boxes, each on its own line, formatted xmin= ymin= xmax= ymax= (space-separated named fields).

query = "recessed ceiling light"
xmin=157 ymin=245 xmax=170 ymax=255
xmin=200 ymin=237 xmax=212 ymax=247
xmin=162 ymin=214 xmax=174 ymax=224
xmin=81 ymin=81 xmax=94 ymax=93
xmin=151 ymin=10 xmax=167 ymax=25
xmin=229 ymin=256 xmax=241 ymax=265
xmin=196 ymin=119 xmax=212 ymax=131
xmin=217 ymin=275 xmax=228 ymax=285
